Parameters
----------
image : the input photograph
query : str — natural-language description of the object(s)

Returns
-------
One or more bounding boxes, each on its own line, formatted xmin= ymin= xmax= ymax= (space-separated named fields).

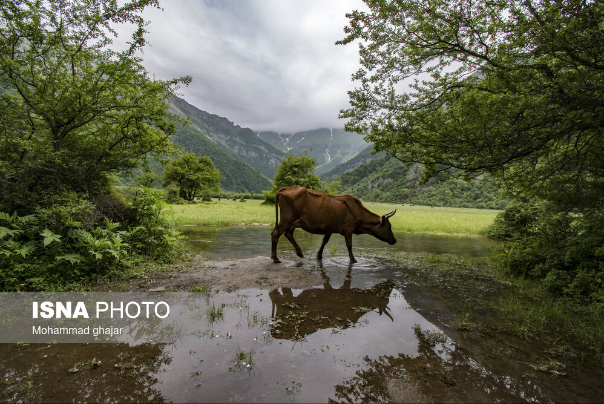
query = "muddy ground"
xmin=107 ymin=255 xmax=326 ymax=293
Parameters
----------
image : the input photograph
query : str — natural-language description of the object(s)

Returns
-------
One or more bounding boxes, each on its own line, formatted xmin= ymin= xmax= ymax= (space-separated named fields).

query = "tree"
xmin=262 ymin=152 xmax=339 ymax=204
xmin=0 ymin=0 xmax=191 ymax=213
xmin=273 ymin=152 xmax=323 ymax=191
xmin=163 ymin=153 xmax=222 ymax=201
xmin=137 ymin=169 xmax=159 ymax=188
xmin=339 ymin=0 xmax=603 ymax=199
xmin=338 ymin=0 xmax=604 ymax=299
xmin=0 ymin=0 xmax=190 ymax=289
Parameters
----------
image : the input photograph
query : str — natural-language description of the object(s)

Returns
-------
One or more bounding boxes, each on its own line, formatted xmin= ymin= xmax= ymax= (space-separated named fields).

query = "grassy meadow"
xmin=169 ymin=198 xmax=499 ymax=236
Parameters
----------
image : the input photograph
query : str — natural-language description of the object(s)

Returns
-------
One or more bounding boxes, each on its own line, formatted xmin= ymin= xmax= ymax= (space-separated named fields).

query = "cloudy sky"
xmin=133 ymin=0 xmax=367 ymax=134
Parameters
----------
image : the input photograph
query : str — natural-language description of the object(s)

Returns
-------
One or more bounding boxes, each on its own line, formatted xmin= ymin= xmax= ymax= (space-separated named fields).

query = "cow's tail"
xmin=274 ymin=190 xmax=280 ymax=227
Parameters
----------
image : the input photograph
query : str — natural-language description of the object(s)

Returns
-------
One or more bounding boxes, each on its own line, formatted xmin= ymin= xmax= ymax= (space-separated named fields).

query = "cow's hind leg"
xmin=284 ymin=228 xmax=304 ymax=258
xmin=271 ymin=225 xmax=283 ymax=263
xmin=316 ymin=233 xmax=332 ymax=260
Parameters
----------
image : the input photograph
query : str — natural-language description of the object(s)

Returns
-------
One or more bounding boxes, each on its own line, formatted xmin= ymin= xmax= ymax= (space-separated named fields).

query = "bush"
xmin=0 ymin=205 xmax=130 ymax=291
xmin=126 ymin=187 xmax=183 ymax=261
xmin=488 ymin=201 xmax=604 ymax=302
xmin=0 ymin=188 xmax=182 ymax=291
xmin=262 ymin=189 xmax=276 ymax=205
xmin=164 ymin=183 xmax=183 ymax=204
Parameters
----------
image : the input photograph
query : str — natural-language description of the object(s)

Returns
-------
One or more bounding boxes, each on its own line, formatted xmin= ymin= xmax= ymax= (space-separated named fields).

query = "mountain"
xmin=167 ymin=128 xmax=271 ymax=195
xmin=168 ymin=124 xmax=272 ymax=193
xmin=257 ymin=128 xmax=368 ymax=174
xmin=167 ymin=95 xmax=504 ymax=208
xmin=114 ymin=97 xmax=279 ymax=193
xmin=170 ymin=97 xmax=285 ymax=180
xmin=326 ymin=149 xmax=508 ymax=209
xmin=322 ymin=145 xmax=385 ymax=181
xmin=168 ymin=96 xmax=295 ymax=193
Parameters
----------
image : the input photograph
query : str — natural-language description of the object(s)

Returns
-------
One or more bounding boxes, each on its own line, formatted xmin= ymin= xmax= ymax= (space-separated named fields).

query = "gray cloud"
xmin=136 ymin=0 xmax=366 ymax=133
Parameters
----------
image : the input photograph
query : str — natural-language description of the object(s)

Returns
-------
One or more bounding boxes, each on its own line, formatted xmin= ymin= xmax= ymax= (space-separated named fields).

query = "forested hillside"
xmin=168 ymin=121 xmax=272 ymax=193
xmin=257 ymin=128 xmax=368 ymax=174
xmin=170 ymin=97 xmax=284 ymax=178
xmin=168 ymin=96 xmax=505 ymax=205
xmin=328 ymin=153 xmax=507 ymax=209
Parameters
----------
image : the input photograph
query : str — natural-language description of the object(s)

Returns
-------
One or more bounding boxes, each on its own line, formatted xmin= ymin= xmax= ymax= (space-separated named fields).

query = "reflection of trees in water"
xmin=269 ymin=265 xmax=395 ymax=341
xmin=330 ymin=325 xmax=548 ymax=403
xmin=0 ymin=343 xmax=170 ymax=403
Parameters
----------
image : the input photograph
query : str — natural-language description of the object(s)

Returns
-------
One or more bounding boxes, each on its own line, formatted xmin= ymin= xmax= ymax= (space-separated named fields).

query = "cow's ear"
xmin=380 ymin=215 xmax=384 ymax=225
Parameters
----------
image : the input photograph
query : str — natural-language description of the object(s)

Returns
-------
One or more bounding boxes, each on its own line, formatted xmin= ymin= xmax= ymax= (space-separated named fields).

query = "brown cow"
xmin=271 ymin=185 xmax=396 ymax=263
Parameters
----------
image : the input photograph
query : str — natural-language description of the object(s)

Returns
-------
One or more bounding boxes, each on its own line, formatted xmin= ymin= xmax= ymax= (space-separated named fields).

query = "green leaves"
xmin=0 ymin=0 xmax=190 ymax=214
xmin=126 ymin=187 xmax=183 ymax=260
xmin=273 ymin=152 xmax=323 ymax=191
xmin=0 ymin=2 xmax=190 ymax=290
xmin=55 ymin=254 xmax=83 ymax=265
xmin=263 ymin=152 xmax=339 ymax=204
xmin=338 ymin=0 xmax=604 ymax=221
xmin=0 ymin=227 xmax=22 ymax=240
xmin=163 ymin=153 xmax=223 ymax=201
xmin=340 ymin=0 xmax=604 ymax=295
xmin=339 ymin=0 xmax=604 ymax=203
xmin=0 ymin=202 xmax=134 ymax=290
xmin=40 ymin=229 xmax=61 ymax=246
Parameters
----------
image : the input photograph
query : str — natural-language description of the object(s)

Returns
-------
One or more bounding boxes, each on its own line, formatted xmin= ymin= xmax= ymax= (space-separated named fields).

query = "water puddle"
xmin=1 ymin=227 xmax=603 ymax=402
xmin=178 ymin=226 xmax=498 ymax=259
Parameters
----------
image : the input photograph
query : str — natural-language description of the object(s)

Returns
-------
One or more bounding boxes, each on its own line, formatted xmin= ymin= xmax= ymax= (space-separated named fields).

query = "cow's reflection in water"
xmin=269 ymin=265 xmax=395 ymax=341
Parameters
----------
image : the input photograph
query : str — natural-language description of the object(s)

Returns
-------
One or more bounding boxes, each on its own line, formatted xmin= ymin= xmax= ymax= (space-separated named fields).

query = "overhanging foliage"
xmin=0 ymin=0 xmax=191 ymax=213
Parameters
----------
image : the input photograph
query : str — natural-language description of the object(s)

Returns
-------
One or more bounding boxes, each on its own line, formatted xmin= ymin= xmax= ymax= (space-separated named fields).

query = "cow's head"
xmin=371 ymin=210 xmax=397 ymax=245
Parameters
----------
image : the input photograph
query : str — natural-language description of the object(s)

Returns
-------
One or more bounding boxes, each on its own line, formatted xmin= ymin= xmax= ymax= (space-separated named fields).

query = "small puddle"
xmin=2 ymin=227 xmax=603 ymax=402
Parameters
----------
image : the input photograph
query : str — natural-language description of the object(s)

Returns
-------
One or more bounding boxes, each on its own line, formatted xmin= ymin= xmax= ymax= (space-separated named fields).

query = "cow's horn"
xmin=383 ymin=210 xmax=396 ymax=219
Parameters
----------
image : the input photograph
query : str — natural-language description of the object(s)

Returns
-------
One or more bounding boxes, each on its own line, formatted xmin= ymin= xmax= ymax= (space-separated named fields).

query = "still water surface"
xmin=178 ymin=226 xmax=498 ymax=259
xmin=1 ymin=227 xmax=602 ymax=403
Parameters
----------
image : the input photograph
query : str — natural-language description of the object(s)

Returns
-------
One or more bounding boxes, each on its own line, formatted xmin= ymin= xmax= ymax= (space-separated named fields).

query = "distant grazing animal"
xmin=271 ymin=186 xmax=397 ymax=263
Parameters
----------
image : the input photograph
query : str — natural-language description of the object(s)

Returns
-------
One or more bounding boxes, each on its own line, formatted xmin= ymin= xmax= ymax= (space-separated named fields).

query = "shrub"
xmin=125 ymin=187 xmax=183 ymax=262
xmin=164 ymin=183 xmax=183 ymax=204
xmin=0 ymin=188 xmax=182 ymax=290
xmin=488 ymin=201 xmax=604 ymax=302
xmin=0 ymin=208 xmax=129 ymax=291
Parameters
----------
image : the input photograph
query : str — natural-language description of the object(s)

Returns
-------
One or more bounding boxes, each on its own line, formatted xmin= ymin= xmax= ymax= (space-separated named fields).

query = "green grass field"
xmin=169 ymin=199 xmax=499 ymax=236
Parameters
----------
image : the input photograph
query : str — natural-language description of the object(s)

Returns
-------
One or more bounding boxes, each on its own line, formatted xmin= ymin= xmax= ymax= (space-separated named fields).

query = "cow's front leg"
xmin=284 ymin=228 xmax=304 ymax=258
xmin=317 ymin=233 xmax=332 ymax=260
xmin=344 ymin=232 xmax=357 ymax=263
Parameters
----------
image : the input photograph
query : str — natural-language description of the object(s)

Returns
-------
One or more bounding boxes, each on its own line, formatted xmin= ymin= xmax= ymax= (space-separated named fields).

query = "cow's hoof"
xmin=296 ymin=251 xmax=304 ymax=258
xmin=350 ymin=258 xmax=357 ymax=264
xmin=273 ymin=258 xmax=281 ymax=263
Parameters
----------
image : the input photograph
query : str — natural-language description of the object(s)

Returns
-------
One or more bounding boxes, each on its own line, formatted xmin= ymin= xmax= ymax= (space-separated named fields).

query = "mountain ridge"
xmin=257 ymin=128 xmax=368 ymax=174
